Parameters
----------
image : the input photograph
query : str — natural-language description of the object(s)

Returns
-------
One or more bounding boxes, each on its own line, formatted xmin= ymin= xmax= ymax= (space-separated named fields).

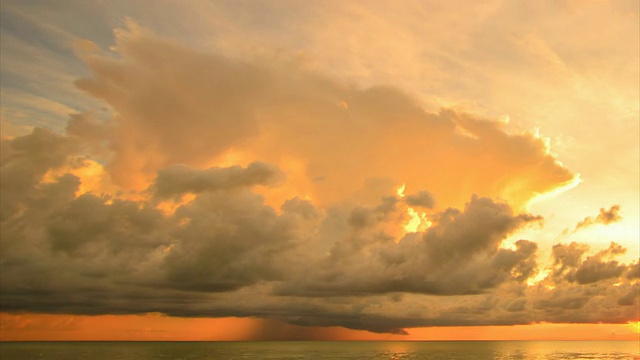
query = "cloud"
xmin=403 ymin=190 xmax=435 ymax=209
xmin=0 ymin=128 xmax=78 ymax=221
xmin=553 ymin=242 xmax=633 ymax=285
xmin=275 ymin=195 xmax=540 ymax=297
xmin=72 ymin=21 xmax=575 ymax=211
xmin=153 ymin=162 xmax=284 ymax=200
xmin=574 ymin=205 xmax=622 ymax=231
xmin=617 ymin=288 xmax=639 ymax=306
xmin=163 ymin=191 xmax=311 ymax=292
xmin=571 ymin=256 xmax=627 ymax=285
xmin=552 ymin=242 xmax=590 ymax=276
xmin=0 ymin=24 xmax=636 ymax=335
xmin=627 ymin=263 xmax=640 ymax=279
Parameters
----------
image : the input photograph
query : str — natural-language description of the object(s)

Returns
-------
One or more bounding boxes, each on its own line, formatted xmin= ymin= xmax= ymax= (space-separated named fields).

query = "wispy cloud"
xmin=575 ymin=205 xmax=622 ymax=231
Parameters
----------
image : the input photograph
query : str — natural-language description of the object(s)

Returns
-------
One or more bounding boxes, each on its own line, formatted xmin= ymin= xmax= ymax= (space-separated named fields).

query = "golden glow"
xmin=526 ymin=269 xmax=550 ymax=287
xmin=41 ymin=159 xmax=114 ymax=197
xmin=397 ymin=184 xmax=432 ymax=233
xmin=1 ymin=313 xmax=638 ymax=341
xmin=156 ymin=193 xmax=197 ymax=216
xmin=404 ymin=207 xmax=431 ymax=233
xmin=205 ymin=148 xmax=252 ymax=169
xmin=453 ymin=124 xmax=480 ymax=139
xmin=71 ymin=160 xmax=108 ymax=195
xmin=499 ymin=239 xmax=518 ymax=251
xmin=526 ymin=174 xmax=582 ymax=209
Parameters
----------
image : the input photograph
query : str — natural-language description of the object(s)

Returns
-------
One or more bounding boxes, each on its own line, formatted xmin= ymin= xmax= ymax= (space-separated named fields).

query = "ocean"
xmin=0 ymin=341 xmax=638 ymax=359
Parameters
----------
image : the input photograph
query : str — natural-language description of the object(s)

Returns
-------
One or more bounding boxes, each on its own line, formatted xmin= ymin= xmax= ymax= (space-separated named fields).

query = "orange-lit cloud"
xmin=0 ymin=8 xmax=638 ymax=341
xmin=574 ymin=205 xmax=623 ymax=231
xmin=71 ymin=21 xmax=574 ymax=211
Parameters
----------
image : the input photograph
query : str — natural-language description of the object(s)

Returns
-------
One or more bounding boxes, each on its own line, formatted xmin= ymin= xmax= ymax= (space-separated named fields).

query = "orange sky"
xmin=1 ymin=313 xmax=638 ymax=341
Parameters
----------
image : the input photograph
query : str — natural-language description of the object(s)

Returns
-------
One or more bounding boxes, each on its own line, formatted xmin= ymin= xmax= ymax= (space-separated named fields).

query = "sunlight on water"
xmin=0 ymin=341 xmax=638 ymax=360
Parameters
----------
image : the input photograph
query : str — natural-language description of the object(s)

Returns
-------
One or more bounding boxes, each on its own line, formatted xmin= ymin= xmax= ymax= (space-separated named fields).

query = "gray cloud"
xmin=571 ymin=256 xmax=627 ymax=284
xmin=153 ymin=162 xmax=284 ymax=200
xmin=274 ymin=195 xmax=540 ymax=297
xmin=617 ymin=288 xmax=639 ymax=306
xmin=552 ymin=242 xmax=589 ymax=277
xmin=0 ymin=128 xmax=78 ymax=221
xmin=163 ymin=191 xmax=308 ymax=292
xmin=48 ymin=193 xmax=169 ymax=256
xmin=553 ymin=242 xmax=632 ymax=285
xmin=403 ymin=190 xmax=435 ymax=208
xmin=626 ymin=263 xmax=640 ymax=279
xmin=1 ymin=169 xmax=637 ymax=333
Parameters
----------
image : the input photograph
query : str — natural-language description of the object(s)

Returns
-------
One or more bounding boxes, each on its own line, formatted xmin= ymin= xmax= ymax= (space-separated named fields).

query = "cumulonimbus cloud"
xmin=71 ymin=21 xmax=576 ymax=210
xmin=0 ymin=23 xmax=637 ymax=335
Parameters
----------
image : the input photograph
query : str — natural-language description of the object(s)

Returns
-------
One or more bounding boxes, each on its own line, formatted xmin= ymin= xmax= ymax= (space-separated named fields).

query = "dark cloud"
xmin=0 ymin=128 xmax=78 ymax=220
xmin=163 ymin=190 xmax=303 ymax=292
xmin=153 ymin=162 xmax=284 ymax=200
xmin=274 ymin=196 xmax=540 ymax=297
xmin=617 ymin=287 xmax=639 ymax=306
xmin=48 ymin=193 xmax=169 ymax=255
xmin=1 ymin=174 xmax=637 ymax=333
xmin=571 ymin=257 xmax=626 ymax=284
xmin=403 ymin=190 xmax=435 ymax=208
xmin=553 ymin=242 xmax=631 ymax=285
xmin=552 ymin=242 xmax=589 ymax=277
xmin=626 ymin=263 xmax=640 ymax=279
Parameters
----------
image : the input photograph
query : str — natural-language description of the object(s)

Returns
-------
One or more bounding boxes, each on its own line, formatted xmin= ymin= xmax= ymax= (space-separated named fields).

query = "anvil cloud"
xmin=1 ymin=22 xmax=637 ymax=335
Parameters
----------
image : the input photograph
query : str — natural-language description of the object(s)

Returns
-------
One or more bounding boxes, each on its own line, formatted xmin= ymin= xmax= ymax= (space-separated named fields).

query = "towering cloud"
xmin=0 ymin=23 xmax=636 ymax=335
xmin=72 ymin=21 xmax=575 ymax=210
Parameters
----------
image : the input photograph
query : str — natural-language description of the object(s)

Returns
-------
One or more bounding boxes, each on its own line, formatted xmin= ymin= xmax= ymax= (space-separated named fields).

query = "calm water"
xmin=0 ymin=341 xmax=638 ymax=359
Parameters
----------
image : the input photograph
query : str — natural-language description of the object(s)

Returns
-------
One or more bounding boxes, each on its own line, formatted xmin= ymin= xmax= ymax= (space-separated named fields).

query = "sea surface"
xmin=0 ymin=341 xmax=638 ymax=359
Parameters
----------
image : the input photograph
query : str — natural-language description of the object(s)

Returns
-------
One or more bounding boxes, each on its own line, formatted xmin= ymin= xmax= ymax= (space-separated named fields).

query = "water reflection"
xmin=0 ymin=341 xmax=637 ymax=360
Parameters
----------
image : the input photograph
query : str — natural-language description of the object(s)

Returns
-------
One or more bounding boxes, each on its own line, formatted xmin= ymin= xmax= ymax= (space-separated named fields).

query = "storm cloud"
xmin=0 ymin=23 xmax=637 ymax=335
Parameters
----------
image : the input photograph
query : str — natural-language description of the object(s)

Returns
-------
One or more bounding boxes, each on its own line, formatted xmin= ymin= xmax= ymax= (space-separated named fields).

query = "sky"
xmin=0 ymin=0 xmax=638 ymax=341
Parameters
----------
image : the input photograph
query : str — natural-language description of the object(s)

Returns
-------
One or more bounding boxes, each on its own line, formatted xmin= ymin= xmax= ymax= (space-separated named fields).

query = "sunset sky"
xmin=0 ymin=0 xmax=638 ymax=341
